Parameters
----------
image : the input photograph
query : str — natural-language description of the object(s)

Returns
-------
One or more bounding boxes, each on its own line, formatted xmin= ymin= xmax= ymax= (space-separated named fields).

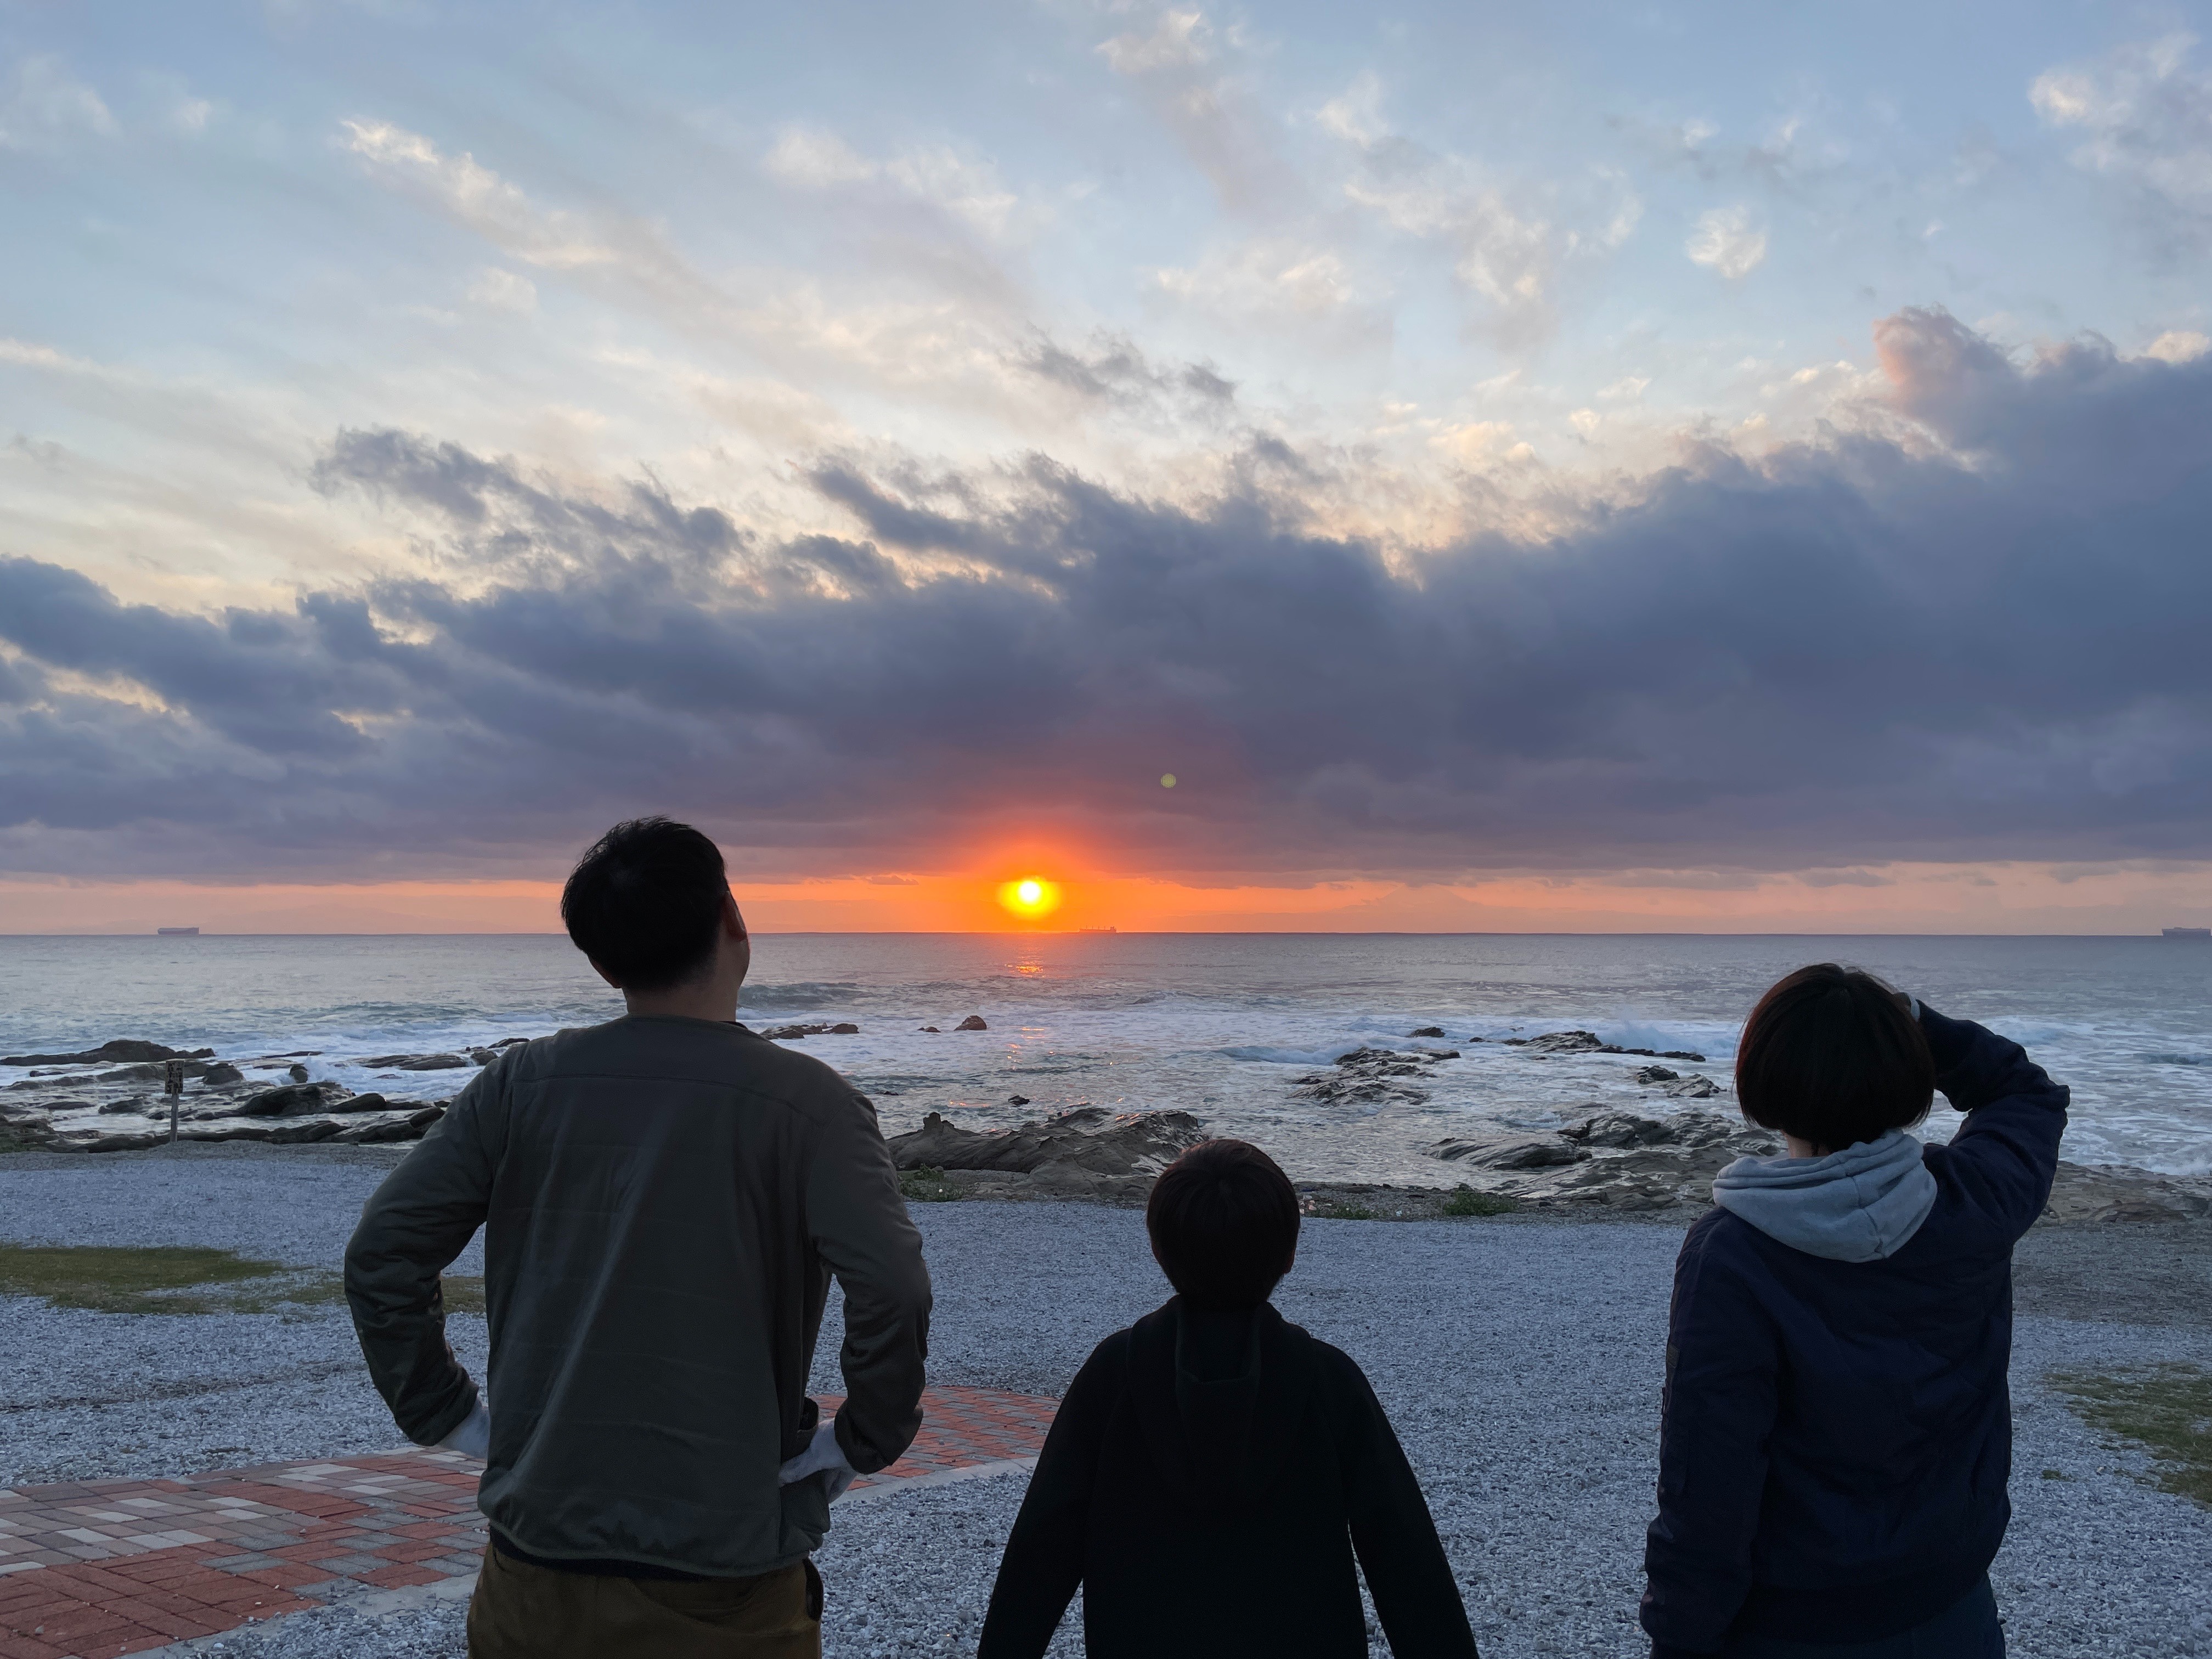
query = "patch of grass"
xmin=0 ymin=1244 xmax=486 ymax=1319
xmin=0 ymin=1244 xmax=286 ymax=1312
xmin=899 ymin=1165 xmax=962 ymax=1204
xmin=2049 ymin=1363 xmax=2212 ymax=1508
xmin=1318 ymin=1201 xmax=1378 ymax=1220
xmin=1443 ymin=1186 xmax=1516 ymax=1217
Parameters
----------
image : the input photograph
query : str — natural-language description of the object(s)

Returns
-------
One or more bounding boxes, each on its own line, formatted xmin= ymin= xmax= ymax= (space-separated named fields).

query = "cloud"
xmin=1322 ymin=76 xmax=1639 ymax=343
xmin=764 ymin=125 xmax=1025 ymax=239
xmin=1685 ymin=206 xmax=1767 ymax=278
xmin=2143 ymin=330 xmax=2210 ymax=363
xmin=467 ymin=267 xmax=538 ymax=315
xmin=0 ymin=54 xmax=116 ymax=151
xmin=1088 ymin=5 xmax=1294 ymax=213
xmin=1098 ymin=10 xmax=1211 ymax=76
xmin=337 ymin=118 xmax=1035 ymax=418
xmin=1150 ymin=238 xmax=1367 ymax=325
xmin=2032 ymin=35 xmax=2212 ymax=241
xmin=3 ymin=311 xmax=2210 ymax=883
xmin=763 ymin=126 xmax=878 ymax=188
xmin=340 ymin=119 xmax=616 ymax=268
xmin=1017 ymin=330 xmax=1236 ymax=411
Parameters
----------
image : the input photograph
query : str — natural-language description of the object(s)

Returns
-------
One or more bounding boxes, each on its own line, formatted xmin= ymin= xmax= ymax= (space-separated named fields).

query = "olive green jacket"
xmin=343 ymin=1015 xmax=932 ymax=1577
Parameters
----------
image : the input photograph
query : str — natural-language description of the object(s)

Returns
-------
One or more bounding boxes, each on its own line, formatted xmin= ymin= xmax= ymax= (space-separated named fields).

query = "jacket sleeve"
xmin=1333 ymin=1352 xmax=1481 ymax=1658
xmin=342 ymin=1069 xmax=503 ymax=1445
xmin=977 ymin=1339 xmax=1119 ymax=1659
xmin=806 ymin=1091 xmax=933 ymax=1475
xmin=1641 ymin=1220 xmax=1780 ymax=1656
xmin=1918 ymin=1005 xmax=2068 ymax=1242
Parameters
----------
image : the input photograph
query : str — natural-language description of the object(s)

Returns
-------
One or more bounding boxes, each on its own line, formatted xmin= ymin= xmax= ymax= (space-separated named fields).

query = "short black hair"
xmin=1736 ymin=963 xmax=1934 ymax=1152
xmin=560 ymin=817 xmax=733 ymax=992
xmin=1146 ymin=1139 xmax=1300 ymax=1310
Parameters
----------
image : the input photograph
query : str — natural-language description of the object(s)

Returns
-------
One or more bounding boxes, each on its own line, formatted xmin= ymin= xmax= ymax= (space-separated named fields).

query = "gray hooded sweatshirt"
xmin=1709 ymin=1130 xmax=1938 ymax=1262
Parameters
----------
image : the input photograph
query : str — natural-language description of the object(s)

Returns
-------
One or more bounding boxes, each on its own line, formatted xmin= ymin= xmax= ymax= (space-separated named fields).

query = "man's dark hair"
xmin=1146 ymin=1139 xmax=1301 ymax=1310
xmin=560 ymin=817 xmax=733 ymax=992
xmin=1736 ymin=963 xmax=1935 ymax=1152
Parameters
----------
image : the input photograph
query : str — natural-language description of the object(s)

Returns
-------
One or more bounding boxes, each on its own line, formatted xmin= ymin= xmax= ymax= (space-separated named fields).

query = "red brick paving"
xmin=0 ymin=1386 xmax=1052 ymax=1657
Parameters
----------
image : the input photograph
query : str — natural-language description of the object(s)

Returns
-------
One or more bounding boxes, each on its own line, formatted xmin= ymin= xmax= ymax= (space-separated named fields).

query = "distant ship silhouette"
xmin=155 ymin=927 xmax=200 ymax=936
xmin=2162 ymin=926 xmax=2210 ymax=940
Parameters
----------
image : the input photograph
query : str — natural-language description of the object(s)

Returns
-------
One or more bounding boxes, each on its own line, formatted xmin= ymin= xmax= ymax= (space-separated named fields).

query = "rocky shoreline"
xmin=883 ymin=1096 xmax=2212 ymax=1226
xmin=0 ymin=1036 xmax=469 ymax=1153
xmin=7 ymin=1032 xmax=2208 ymax=1228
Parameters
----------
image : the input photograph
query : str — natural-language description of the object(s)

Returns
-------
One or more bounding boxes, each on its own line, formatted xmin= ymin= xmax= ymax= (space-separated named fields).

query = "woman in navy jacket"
xmin=1640 ymin=964 xmax=2067 ymax=1658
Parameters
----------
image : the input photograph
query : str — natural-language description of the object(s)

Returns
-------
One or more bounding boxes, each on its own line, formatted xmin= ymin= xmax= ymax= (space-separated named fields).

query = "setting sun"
xmin=997 ymin=876 xmax=1063 ymax=921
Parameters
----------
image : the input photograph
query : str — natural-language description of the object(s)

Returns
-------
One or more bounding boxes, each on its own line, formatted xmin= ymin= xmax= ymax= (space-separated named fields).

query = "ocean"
xmin=2 ymin=933 xmax=2207 ymax=1182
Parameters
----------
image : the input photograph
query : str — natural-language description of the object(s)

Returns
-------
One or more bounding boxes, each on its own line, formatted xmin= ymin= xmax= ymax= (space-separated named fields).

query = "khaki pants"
xmin=466 ymin=1543 xmax=822 ymax=1659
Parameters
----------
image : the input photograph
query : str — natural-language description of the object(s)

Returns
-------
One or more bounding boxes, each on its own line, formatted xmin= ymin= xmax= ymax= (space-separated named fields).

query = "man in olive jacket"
xmin=345 ymin=818 xmax=932 ymax=1657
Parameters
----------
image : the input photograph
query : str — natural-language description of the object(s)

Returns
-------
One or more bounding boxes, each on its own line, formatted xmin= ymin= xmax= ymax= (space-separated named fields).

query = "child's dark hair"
xmin=1146 ymin=1139 xmax=1300 ymax=1310
xmin=1736 ymin=964 xmax=1935 ymax=1152
xmin=560 ymin=817 xmax=734 ymax=992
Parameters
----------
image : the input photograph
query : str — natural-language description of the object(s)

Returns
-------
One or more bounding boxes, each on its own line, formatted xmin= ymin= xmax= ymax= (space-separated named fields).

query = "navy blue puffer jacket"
xmin=1640 ymin=1007 xmax=2067 ymax=1655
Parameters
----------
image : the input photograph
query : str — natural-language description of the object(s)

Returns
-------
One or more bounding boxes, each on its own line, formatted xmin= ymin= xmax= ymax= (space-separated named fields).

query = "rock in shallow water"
xmin=1291 ymin=1046 xmax=1458 ymax=1108
xmin=235 ymin=1081 xmax=355 ymax=1117
xmin=1509 ymin=1029 xmax=1609 ymax=1054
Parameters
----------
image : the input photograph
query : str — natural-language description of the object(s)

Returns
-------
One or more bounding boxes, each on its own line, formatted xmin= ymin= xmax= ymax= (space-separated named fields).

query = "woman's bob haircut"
xmin=1736 ymin=963 xmax=1936 ymax=1153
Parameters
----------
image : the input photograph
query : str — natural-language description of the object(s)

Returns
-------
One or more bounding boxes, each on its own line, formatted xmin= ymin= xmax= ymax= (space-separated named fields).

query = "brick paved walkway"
xmin=0 ymin=1385 xmax=1055 ymax=1659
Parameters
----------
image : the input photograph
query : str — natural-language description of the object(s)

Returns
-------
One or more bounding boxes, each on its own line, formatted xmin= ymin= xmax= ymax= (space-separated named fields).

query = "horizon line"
xmin=0 ymin=929 xmax=2202 ymax=941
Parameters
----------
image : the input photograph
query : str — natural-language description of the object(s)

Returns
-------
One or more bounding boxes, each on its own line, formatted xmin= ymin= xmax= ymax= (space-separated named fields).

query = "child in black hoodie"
xmin=978 ymin=1139 xmax=1479 ymax=1659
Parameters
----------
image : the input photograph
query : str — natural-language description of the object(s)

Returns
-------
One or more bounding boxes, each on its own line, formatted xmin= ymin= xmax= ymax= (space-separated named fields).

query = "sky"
xmin=4 ymin=0 xmax=2212 ymax=933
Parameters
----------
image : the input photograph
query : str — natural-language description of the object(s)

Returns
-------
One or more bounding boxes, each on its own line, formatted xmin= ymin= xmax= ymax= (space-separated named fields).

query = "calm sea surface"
xmin=2 ymin=934 xmax=2206 ymax=1181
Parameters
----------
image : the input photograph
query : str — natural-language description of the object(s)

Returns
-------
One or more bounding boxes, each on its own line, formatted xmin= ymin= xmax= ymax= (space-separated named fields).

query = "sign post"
xmin=163 ymin=1059 xmax=184 ymax=1143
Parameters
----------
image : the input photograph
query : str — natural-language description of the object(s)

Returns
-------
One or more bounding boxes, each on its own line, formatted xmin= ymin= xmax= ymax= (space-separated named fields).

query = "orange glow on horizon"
xmin=2 ymin=860 xmax=2210 ymax=935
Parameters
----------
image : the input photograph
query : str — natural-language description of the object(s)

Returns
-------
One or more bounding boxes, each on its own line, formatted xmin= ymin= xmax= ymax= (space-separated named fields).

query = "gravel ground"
xmin=0 ymin=1143 xmax=483 ymax=1486
xmin=2 ymin=1145 xmax=2207 ymax=1657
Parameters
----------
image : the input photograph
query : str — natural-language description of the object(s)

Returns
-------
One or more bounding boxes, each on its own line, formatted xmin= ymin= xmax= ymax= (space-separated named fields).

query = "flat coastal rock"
xmin=887 ymin=1105 xmax=1205 ymax=1201
xmin=1431 ymin=1109 xmax=1784 ymax=1210
xmin=0 ymin=1038 xmax=215 ymax=1067
xmin=1426 ymin=1110 xmax=2212 ymax=1224
xmin=40 ymin=1103 xmax=448 ymax=1153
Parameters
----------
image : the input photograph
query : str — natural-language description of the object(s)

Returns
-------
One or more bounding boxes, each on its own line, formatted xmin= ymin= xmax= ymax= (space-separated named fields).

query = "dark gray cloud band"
xmin=3 ymin=308 xmax=2209 ymax=882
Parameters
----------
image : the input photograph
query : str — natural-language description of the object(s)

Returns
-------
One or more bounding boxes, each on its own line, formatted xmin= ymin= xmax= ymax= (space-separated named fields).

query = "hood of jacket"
xmin=1711 ymin=1129 xmax=1938 ymax=1262
xmin=1127 ymin=1299 xmax=1310 ymax=1515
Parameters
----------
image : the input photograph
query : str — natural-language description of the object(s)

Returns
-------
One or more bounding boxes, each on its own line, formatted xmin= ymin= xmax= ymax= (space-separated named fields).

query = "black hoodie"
xmin=978 ymin=1298 xmax=1479 ymax=1658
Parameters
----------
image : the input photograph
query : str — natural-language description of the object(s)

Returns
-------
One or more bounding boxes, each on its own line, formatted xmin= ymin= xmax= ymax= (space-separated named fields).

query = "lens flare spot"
xmin=1160 ymin=774 xmax=1177 ymax=788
